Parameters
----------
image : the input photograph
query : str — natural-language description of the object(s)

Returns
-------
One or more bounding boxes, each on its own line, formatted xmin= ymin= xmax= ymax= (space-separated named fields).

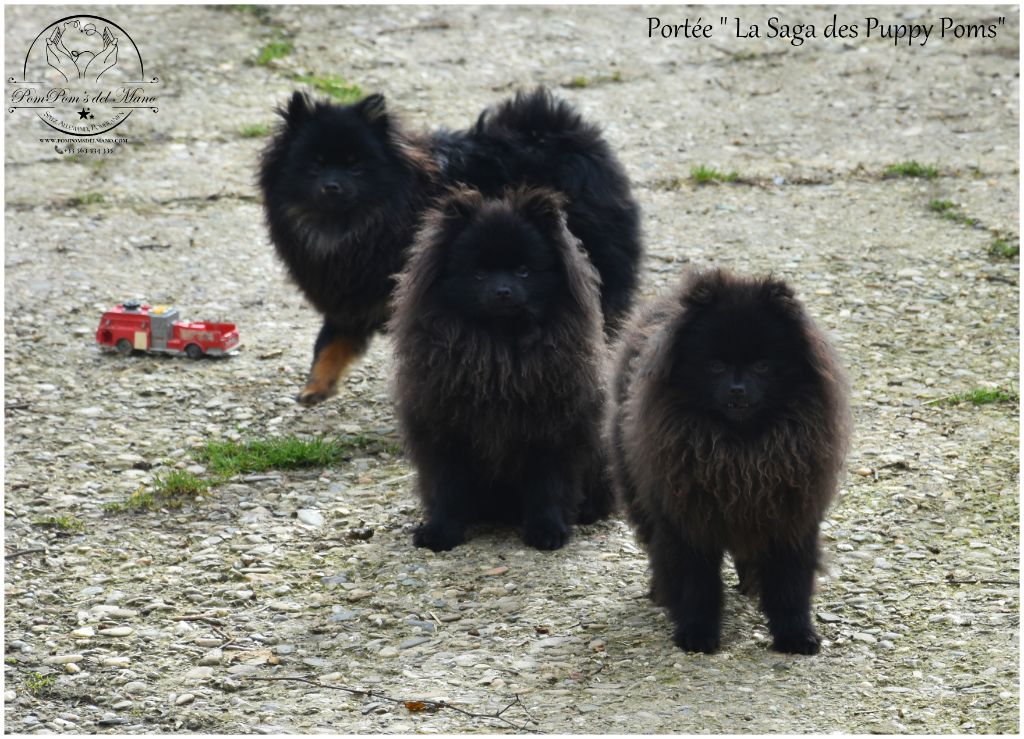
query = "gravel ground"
xmin=4 ymin=4 xmax=1019 ymax=734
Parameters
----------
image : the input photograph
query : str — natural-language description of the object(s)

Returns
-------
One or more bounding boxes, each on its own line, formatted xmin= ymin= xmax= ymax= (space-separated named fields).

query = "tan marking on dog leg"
xmin=297 ymin=338 xmax=362 ymax=406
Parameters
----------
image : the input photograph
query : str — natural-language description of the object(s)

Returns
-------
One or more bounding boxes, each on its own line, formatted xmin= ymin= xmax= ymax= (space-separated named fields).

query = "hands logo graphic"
xmin=45 ymin=21 xmax=118 ymax=83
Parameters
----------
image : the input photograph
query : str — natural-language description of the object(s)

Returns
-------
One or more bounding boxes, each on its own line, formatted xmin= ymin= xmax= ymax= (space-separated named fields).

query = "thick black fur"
xmin=258 ymin=88 xmax=642 ymax=403
xmin=607 ymin=269 xmax=851 ymax=654
xmin=390 ymin=187 xmax=613 ymax=552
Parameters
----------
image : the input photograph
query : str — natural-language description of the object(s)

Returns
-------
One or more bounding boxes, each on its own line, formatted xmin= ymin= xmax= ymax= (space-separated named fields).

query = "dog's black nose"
xmin=321 ymin=181 xmax=342 ymax=196
xmin=494 ymin=286 xmax=512 ymax=300
xmin=729 ymin=383 xmax=746 ymax=397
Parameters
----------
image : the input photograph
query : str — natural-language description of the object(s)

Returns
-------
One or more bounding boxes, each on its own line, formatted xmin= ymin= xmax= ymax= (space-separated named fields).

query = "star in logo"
xmin=77 ymin=107 xmax=94 ymax=120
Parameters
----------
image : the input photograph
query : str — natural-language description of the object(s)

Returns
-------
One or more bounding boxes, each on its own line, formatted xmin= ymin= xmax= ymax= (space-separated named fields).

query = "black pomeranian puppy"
xmin=390 ymin=186 xmax=612 ymax=552
xmin=607 ymin=269 xmax=851 ymax=654
xmin=259 ymin=88 xmax=641 ymax=405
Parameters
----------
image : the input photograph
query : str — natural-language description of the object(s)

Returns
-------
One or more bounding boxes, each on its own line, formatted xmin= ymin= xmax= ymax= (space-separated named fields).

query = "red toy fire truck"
xmin=96 ymin=300 xmax=240 ymax=358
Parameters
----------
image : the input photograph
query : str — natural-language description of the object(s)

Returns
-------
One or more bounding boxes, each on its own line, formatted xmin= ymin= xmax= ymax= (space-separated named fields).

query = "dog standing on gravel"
xmin=259 ymin=88 xmax=642 ymax=405
xmin=607 ymin=269 xmax=851 ymax=654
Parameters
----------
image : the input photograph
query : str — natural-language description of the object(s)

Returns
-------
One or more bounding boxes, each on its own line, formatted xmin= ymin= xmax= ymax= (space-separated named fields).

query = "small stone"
xmin=267 ymin=600 xmax=302 ymax=612
xmin=174 ymin=693 xmax=195 ymax=706
xmin=853 ymin=632 xmax=878 ymax=644
xmin=194 ymin=637 xmax=221 ymax=647
xmin=405 ymin=619 xmax=436 ymax=633
xmin=186 ymin=666 xmax=214 ymax=680
xmin=102 ymin=656 xmax=130 ymax=667
xmin=379 ymin=647 xmax=399 ymax=658
xmin=111 ymin=700 xmax=133 ymax=710
xmin=123 ymin=681 xmax=149 ymax=694
xmin=71 ymin=626 xmax=95 ymax=638
xmin=853 ymin=467 xmax=873 ymax=477
xmin=347 ymin=589 xmax=373 ymax=602
xmin=297 ymin=509 xmax=324 ymax=527
xmin=44 ymin=654 xmax=84 ymax=665
xmin=199 ymin=649 xmax=222 ymax=665
xmin=328 ymin=610 xmax=357 ymax=622
xmin=483 ymin=566 xmax=509 ymax=576
xmin=817 ymin=612 xmax=843 ymax=623
xmin=64 ymin=663 xmax=81 ymax=674
xmin=98 ymin=626 xmax=133 ymax=637
xmin=4 ymin=691 xmax=15 ymax=702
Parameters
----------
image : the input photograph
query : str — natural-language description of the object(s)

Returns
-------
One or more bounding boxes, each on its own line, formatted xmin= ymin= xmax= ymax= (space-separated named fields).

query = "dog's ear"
xmin=354 ymin=93 xmax=389 ymax=133
xmin=280 ymin=91 xmax=314 ymax=129
xmin=681 ymin=271 xmax=720 ymax=308
xmin=760 ymin=277 xmax=801 ymax=318
xmin=506 ymin=186 xmax=567 ymax=238
xmin=432 ymin=187 xmax=485 ymax=234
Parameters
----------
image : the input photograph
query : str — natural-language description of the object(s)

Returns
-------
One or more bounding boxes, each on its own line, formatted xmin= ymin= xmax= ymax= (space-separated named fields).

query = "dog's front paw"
xmin=672 ymin=622 xmax=720 ymax=654
xmin=413 ymin=519 xmax=465 ymax=552
xmin=771 ymin=627 xmax=821 ymax=655
xmin=297 ymin=381 xmax=335 ymax=406
xmin=523 ymin=515 xmax=569 ymax=551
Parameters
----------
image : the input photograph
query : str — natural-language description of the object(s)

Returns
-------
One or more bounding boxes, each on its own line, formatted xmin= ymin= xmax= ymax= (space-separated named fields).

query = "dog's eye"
xmin=709 ymin=361 xmax=727 ymax=374
xmin=752 ymin=360 xmax=771 ymax=374
xmin=515 ymin=265 xmax=530 ymax=278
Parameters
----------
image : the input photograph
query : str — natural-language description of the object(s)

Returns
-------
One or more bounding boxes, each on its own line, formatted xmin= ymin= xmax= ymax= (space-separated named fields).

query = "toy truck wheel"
xmin=116 ymin=339 xmax=133 ymax=355
xmin=185 ymin=343 xmax=203 ymax=360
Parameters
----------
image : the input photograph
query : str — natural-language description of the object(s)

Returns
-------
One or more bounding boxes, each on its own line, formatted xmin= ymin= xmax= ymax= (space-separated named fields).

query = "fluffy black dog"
xmin=607 ymin=269 xmax=851 ymax=654
xmin=259 ymin=88 xmax=641 ymax=405
xmin=390 ymin=186 xmax=612 ymax=552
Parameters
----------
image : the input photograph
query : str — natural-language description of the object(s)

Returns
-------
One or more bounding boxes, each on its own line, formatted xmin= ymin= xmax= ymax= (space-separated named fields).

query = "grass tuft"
xmin=293 ymin=75 xmax=363 ymax=103
xmin=926 ymin=198 xmax=979 ymax=227
xmin=690 ymin=165 xmax=739 ymax=185
xmin=102 ymin=471 xmax=207 ymax=514
xmin=104 ymin=435 xmax=395 ymax=514
xmin=988 ymin=237 xmax=1019 ymax=259
xmin=239 ymin=123 xmax=271 ymax=138
xmin=945 ymin=387 xmax=1018 ymax=406
xmin=102 ymin=489 xmax=156 ymax=514
xmin=154 ymin=470 xmax=211 ymax=497
xmin=255 ymin=35 xmax=292 ymax=66
xmin=25 ymin=672 xmax=57 ymax=697
xmin=229 ymin=5 xmax=272 ymax=20
xmin=197 ymin=435 xmax=358 ymax=476
xmin=564 ymin=71 xmax=623 ymax=89
xmin=68 ymin=192 xmax=105 ymax=207
xmin=883 ymin=161 xmax=939 ymax=179
xmin=32 ymin=515 xmax=84 ymax=532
